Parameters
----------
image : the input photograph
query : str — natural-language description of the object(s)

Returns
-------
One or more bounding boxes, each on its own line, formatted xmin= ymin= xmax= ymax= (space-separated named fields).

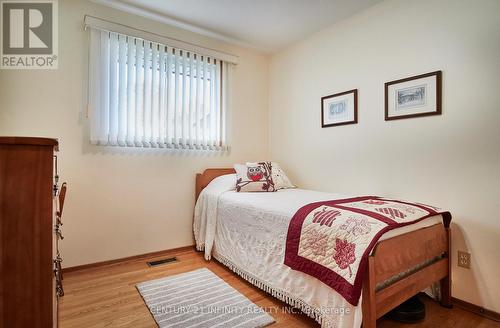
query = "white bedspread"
xmin=194 ymin=186 xmax=442 ymax=328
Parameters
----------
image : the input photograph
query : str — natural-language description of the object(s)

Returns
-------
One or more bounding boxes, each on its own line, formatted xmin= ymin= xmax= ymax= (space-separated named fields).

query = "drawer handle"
xmin=55 ymin=227 xmax=64 ymax=240
xmin=54 ymin=256 xmax=64 ymax=297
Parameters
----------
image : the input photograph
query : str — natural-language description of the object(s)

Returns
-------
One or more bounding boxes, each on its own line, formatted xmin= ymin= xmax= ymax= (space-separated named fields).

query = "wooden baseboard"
xmin=452 ymin=297 xmax=500 ymax=322
xmin=62 ymin=245 xmax=196 ymax=274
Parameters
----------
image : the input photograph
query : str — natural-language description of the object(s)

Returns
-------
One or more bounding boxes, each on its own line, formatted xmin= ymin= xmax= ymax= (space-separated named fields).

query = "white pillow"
xmin=246 ymin=161 xmax=295 ymax=190
xmin=271 ymin=162 xmax=295 ymax=190
xmin=205 ymin=174 xmax=236 ymax=193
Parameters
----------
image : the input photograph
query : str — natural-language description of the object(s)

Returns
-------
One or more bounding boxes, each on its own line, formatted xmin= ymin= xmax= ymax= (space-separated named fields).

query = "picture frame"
xmin=321 ymin=89 xmax=358 ymax=128
xmin=385 ymin=71 xmax=442 ymax=121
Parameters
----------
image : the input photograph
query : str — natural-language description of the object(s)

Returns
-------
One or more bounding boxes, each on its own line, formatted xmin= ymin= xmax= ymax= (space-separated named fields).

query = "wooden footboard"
xmin=195 ymin=169 xmax=452 ymax=327
xmin=361 ymin=223 xmax=451 ymax=327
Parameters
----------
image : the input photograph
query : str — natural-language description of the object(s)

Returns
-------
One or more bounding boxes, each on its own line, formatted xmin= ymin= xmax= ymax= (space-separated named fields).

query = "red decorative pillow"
xmin=247 ymin=161 xmax=295 ymax=190
xmin=234 ymin=162 xmax=276 ymax=192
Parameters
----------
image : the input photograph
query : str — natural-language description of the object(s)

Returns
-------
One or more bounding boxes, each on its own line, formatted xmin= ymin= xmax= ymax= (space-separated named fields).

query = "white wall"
xmin=269 ymin=0 xmax=500 ymax=312
xmin=0 ymin=0 xmax=269 ymax=267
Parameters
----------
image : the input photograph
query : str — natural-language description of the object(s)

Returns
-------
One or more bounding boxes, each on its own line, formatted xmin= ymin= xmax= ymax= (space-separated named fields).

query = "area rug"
xmin=136 ymin=268 xmax=275 ymax=328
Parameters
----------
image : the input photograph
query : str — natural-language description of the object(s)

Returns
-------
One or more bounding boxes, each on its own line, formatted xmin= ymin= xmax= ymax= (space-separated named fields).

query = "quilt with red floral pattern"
xmin=284 ymin=196 xmax=451 ymax=306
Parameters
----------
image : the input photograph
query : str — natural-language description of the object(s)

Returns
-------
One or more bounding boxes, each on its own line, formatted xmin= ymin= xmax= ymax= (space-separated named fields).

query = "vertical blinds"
xmin=88 ymin=27 xmax=227 ymax=149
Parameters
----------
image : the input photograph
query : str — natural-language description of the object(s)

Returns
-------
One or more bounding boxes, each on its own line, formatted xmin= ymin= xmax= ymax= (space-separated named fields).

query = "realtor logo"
xmin=1 ymin=0 xmax=58 ymax=69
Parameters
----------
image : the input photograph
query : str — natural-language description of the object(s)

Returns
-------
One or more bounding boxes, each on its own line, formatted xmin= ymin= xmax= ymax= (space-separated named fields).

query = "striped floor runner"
xmin=136 ymin=268 xmax=275 ymax=328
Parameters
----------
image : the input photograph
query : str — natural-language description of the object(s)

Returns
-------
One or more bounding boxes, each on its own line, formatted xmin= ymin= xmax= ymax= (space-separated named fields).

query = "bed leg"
xmin=440 ymin=227 xmax=453 ymax=308
xmin=362 ymin=257 xmax=377 ymax=328
xmin=440 ymin=275 xmax=452 ymax=308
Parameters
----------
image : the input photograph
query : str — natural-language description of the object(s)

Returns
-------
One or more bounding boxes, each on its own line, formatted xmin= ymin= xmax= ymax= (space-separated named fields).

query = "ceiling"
xmin=94 ymin=0 xmax=381 ymax=53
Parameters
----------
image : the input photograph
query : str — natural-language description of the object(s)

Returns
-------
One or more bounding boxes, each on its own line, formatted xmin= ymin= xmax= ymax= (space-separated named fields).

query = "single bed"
xmin=194 ymin=168 xmax=451 ymax=328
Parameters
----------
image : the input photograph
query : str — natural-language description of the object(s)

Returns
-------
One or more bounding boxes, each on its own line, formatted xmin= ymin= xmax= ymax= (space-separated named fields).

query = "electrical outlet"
xmin=458 ymin=250 xmax=471 ymax=269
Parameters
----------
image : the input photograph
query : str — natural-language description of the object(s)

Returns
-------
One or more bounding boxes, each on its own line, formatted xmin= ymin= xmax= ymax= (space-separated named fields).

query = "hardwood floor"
xmin=60 ymin=248 xmax=500 ymax=328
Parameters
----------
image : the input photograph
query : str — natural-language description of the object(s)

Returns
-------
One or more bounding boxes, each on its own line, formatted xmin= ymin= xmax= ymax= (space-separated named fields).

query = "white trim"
xmin=83 ymin=15 xmax=239 ymax=64
xmin=91 ymin=0 xmax=266 ymax=53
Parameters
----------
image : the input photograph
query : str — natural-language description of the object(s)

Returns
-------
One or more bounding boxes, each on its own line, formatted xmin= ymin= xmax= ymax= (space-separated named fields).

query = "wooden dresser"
xmin=0 ymin=137 xmax=62 ymax=328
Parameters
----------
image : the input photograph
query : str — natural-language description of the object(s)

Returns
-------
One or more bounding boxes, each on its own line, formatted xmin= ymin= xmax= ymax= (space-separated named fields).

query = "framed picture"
xmin=321 ymin=89 xmax=358 ymax=127
xmin=385 ymin=71 xmax=442 ymax=120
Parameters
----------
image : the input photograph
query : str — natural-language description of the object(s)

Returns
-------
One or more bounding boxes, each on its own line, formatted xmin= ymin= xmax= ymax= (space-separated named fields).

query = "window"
xmin=87 ymin=26 xmax=229 ymax=150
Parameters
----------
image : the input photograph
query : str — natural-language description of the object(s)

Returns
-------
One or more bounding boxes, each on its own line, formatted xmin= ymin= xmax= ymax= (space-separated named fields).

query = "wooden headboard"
xmin=195 ymin=168 xmax=235 ymax=201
